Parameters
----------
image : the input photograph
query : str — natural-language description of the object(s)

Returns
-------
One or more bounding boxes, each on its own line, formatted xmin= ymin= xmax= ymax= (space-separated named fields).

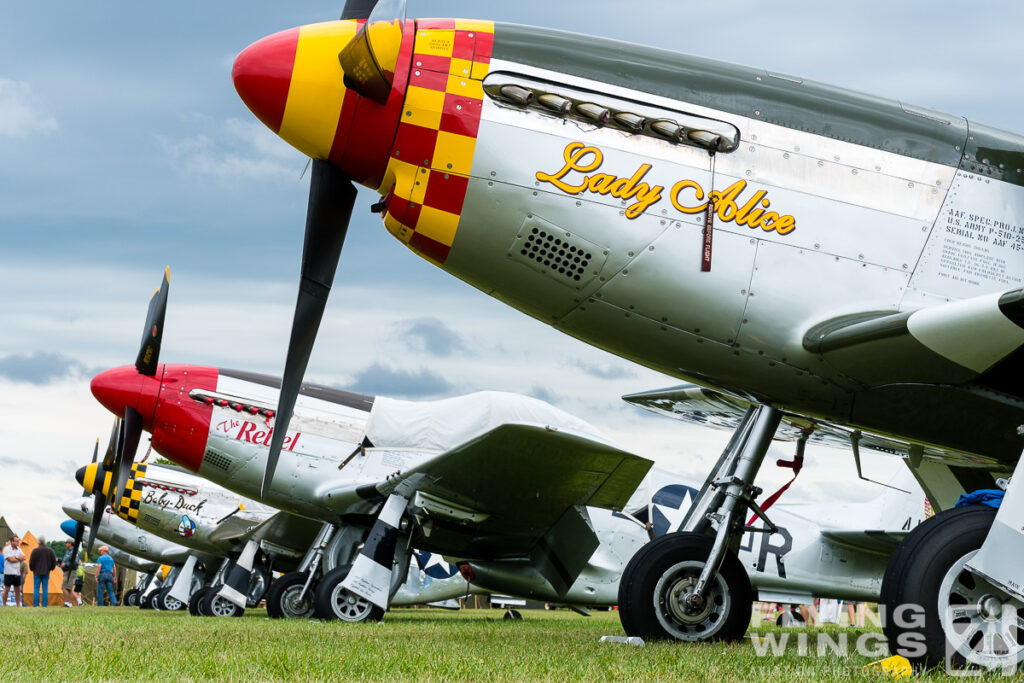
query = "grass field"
xmin=0 ymin=606 xmax=1001 ymax=681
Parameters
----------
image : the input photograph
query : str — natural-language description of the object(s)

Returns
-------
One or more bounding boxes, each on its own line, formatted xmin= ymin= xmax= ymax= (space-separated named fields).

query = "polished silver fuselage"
xmin=433 ymin=25 xmax=1024 ymax=464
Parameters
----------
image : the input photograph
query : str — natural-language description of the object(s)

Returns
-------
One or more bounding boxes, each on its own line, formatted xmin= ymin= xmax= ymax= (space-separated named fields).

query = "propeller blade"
xmin=341 ymin=0 xmax=378 ymax=20
xmin=111 ymin=406 xmax=143 ymax=512
xmin=338 ymin=0 xmax=406 ymax=105
xmin=70 ymin=521 xmax=85 ymax=566
xmin=264 ymin=160 xmax=357 ymax=497
xmin=83 ymin=438 xmax=99 ymax=496
xmin=86 ymin=490 xmax=107 ymax=557
xmin=101 ymin=419 xmax=119 ymax=469
xmin=136 ymin=267 xmax=169 ymax=376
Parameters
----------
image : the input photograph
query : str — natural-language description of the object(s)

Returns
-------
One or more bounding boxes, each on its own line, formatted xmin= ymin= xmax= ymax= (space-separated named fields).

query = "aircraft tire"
xmin=150 ymin=588 xmax=166 ymax=611
xmin=139 ymin=590 xmax=155 ymax=610
xmin=188 ymin=587 xmax=207 ymax=616
xmin=879 ymin=505 xmax=1022 ymax=671
xmin=313 ymin=565 xmax=384 ymax=623
xmin=246 ymin=564 xmax=272 ymax=609
xmin=617 ymin=532 xmax=751 ymax=642
xmin=266 ymin=571 xmax=316 ymax=619
xmin=200 ymin=587 xmax=245 ymax=618
xmin=123 ymin=589 xmax=140 ymax=607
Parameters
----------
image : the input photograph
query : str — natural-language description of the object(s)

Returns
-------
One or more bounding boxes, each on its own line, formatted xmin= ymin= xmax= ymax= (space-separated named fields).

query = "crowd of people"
xmin=2 ymin=534 xmax=113 ymax=607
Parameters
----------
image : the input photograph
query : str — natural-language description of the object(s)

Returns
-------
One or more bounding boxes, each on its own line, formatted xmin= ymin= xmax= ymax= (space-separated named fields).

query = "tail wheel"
xmin=266 ymin=571 xmax=315 ymax=620
xmin=313 ymin=565 xmax=384 ymax=623
xmin=618 ymin=532 xmax=751 ymax=642
xmin=200 ymin=587 xmax=245 ymax=618
xmin=882 ymin=505 xmax=1023 ymax=672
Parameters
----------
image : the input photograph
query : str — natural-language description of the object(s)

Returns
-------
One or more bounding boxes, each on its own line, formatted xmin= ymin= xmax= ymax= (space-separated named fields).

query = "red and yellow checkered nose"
xmin=233 ymin=19 xmax=408 ymax=188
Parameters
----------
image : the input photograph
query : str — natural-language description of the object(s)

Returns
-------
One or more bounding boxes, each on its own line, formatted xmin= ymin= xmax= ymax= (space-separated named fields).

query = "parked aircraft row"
xmin=64 ymin=269 xmax=930 ymax=631
xmin=61 ymin=0 xmax=1024 ymax=673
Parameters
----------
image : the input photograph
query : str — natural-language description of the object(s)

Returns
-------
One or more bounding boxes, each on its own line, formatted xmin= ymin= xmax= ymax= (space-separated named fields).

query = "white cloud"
xmin=0 ymin=79 xmax=57 ymax=138
xmin=157 ymin=116 xmax=302 ymax=181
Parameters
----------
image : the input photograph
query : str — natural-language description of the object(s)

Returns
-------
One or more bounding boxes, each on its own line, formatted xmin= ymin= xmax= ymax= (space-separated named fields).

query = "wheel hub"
xmin=668 ymin=576 xmax=713 ymax=623
xmin=210 ymin=595 xmax=237 ymax=617
xmin=979 ymin=595 xmax=1003 ymax=620
xmin=331 ymin=583 xmax=372 ymax=622
xmin=938 ymin=549 xmax=1024 ymax=671
xmin=281 ymin=585 xmax=313 ymax=618
xmin=653 ymin=559 xmax=730 ymax=640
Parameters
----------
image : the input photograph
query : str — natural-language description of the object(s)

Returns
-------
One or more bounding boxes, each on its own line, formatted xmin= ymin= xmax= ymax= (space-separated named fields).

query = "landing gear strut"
xmin=619 ymin=405 xmax=781 ymax=641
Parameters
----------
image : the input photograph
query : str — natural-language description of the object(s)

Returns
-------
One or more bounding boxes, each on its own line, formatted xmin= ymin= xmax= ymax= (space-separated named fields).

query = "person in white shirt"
xmin=2 ymin=535 xmax=27 ymax=607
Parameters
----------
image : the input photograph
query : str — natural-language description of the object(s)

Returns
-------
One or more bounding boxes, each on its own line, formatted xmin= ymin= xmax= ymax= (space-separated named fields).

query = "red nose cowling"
xmin=231 ymin=27 xmax=299 ymax=135
xmin=90 ymin=364 xmax=218 ymax=472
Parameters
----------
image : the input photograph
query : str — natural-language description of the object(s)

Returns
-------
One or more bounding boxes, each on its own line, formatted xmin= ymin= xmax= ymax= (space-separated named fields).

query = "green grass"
xmin=0 ymin=606 xmax=1004 ymax=681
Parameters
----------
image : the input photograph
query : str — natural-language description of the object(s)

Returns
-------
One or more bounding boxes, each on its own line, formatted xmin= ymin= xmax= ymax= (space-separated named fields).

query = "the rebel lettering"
xmin=537 ymin=142 xmax=796 ymax=234
xmin=235 ymin=421 xmax=301 ymax=451
xmin=142 ymin=490 xmax=207 ymax=515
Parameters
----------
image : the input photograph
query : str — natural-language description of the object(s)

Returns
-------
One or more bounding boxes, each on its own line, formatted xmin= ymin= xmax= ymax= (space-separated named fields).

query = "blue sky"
xmin=3 ymin=1 xmax=1023 ymax=538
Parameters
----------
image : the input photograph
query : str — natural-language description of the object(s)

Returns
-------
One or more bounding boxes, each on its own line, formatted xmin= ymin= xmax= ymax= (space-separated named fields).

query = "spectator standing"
xmin=2 ymin=535 xmax=26 ymax=607
xmin=28 ymin=536 xmax=57 ymax=607
xmin=96 ymin=546 xmax=117 ymax=606
xmin=60 ymin=540 xmax=77 ymax=607
xmin=73 ymin=563 xmax=84 ymax=605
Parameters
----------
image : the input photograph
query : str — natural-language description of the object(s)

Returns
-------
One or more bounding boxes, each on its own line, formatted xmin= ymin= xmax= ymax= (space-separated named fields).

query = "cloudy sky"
xmin=3 ymin=1 xmax=1022 ymax=540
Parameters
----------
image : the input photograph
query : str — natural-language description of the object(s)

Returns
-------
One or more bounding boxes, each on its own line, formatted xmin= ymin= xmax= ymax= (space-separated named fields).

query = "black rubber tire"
xmin=246 ymin=565 xmax=272 ymax=608
xmin=139 ymin=590 xmax=154 ymax=610
xmin=503 ymin=610 xmax=523 ymax=620
xmin=266 ymin=572 xmax=316 ymax=620
xmin=313 ymin=565 xmax=385 ymax=622
xmin=123 ymin=589 xmax=140 ymax=607
xmin=152 ymin=587 xmax=168 ymax=611
xmin=195 ymin=587 xmax=217 ymax=617
xmin=881 ymin=505 xmax=1000 ymax=669
xmin=188 ymin=586 xmax=207 ymax=616
xmin=618 ymin=532 xmax=752 ymax=642
xmin=199 ymin=587 xmax=245 ymax=618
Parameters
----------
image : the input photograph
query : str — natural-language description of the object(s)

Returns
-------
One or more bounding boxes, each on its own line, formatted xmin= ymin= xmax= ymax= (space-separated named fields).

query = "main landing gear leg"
xmin=618 ymin=405 xmax=781 ymax=641
xmin=314 ymin=494 xmax=411 ymax=622
xmin=882 ymin=433 xmax=1024 ymax=673
xmin=266 ymin=522 xmax=339 ymax=620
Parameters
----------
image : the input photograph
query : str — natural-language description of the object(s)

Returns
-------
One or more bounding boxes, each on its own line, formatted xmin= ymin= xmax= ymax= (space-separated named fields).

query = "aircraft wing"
xmin=208 ymin=510 xmax=322 ymax=562
xmin=626 ymin=289 xmax=1024 ymax=469
xmin=360 ymin=423 xmax=652 ymax=592
xmin=622 ymin=383 xmax=957 ymax=461
xmin=819 ymin=530 xmax=908 ymax=556
xmin=803 ymin=288 xmax=1023 ymax=391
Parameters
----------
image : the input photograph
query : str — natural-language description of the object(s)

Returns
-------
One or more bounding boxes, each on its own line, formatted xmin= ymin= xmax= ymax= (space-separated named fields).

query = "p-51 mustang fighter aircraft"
xmin=90 ymin=270 xmax=649 ymax=622
xmin=227 ymin=0 xmax=1024 ymax=669
xmin=73 ymin=423 xmax=474 ymax=618
xmin=90 ymin=271 xmax=933 ymax=628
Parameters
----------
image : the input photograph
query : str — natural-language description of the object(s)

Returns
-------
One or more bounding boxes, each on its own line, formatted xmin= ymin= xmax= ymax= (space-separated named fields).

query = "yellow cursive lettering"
xmin=536 ymin=143 xmax=795 ymax=232
xmin=670 ymin=179 xmax=707 ymax=214
xmin=535 ymin=142 xmax=603 ymax=195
